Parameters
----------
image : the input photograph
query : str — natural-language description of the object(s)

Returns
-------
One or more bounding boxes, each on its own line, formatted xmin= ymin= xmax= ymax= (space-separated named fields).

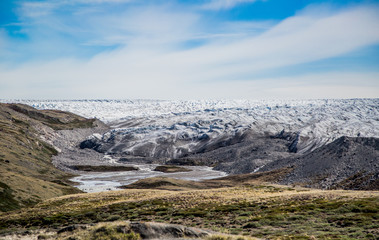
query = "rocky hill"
xmin=0 ymin=103 xmax=104 ymax=211
xmin=260 ymin=136 xmax=379 ymax=190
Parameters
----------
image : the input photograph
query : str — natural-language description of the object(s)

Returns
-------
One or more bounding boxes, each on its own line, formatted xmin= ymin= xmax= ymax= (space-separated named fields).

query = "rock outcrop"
xmin=261 ymin=137 xmax=379 ymax=190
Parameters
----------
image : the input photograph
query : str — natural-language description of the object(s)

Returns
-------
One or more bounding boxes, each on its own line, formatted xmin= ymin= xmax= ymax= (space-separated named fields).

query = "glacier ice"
xmin=3 ymin=99 xmax=379 ymax=157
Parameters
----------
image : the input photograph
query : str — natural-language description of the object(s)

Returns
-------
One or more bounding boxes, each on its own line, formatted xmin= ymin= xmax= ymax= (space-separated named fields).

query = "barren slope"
xmin=260 ymin=136 xmax=379 ymax=189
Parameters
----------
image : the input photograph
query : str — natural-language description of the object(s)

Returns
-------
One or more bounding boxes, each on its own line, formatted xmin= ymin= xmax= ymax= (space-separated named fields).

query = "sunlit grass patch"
xmin=1 ymin=185 xmax=378 ymax=239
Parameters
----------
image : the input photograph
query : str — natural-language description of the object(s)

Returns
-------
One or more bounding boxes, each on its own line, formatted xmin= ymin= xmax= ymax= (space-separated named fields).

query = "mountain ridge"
xmin=260 ymin=136 xmax=379 ymax=190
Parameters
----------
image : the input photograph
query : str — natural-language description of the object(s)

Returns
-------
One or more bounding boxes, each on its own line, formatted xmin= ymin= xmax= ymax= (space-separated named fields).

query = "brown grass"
xmin=1 ymin=179 xmax=378 ymax=239
xmin=0 ymin=103 xmax=96 ymax=211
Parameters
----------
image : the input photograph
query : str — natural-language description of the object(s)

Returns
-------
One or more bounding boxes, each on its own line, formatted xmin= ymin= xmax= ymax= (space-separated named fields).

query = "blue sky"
xmin=0 ymin=0 xmax=378 ymax=99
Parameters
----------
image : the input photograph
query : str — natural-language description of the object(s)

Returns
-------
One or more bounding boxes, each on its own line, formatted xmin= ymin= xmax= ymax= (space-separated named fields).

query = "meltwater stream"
xmin=70 ymin=164 xmax=227 ymax=193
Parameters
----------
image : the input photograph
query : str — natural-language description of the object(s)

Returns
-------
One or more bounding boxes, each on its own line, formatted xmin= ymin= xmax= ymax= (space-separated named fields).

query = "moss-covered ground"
xmin=1 ymin=182 xmax=377 ymax=239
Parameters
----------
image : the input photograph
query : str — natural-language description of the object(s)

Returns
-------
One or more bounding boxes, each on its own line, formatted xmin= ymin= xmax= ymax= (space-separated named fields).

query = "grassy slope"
xmin=0 ymin=103 xmax=95 ymax=211
xmin=1 ymin=175 xmax=378 ymax=239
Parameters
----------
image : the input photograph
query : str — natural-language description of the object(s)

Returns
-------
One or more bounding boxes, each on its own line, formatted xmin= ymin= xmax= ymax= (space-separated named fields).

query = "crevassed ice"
xmin=4 ymin=99 xmax=379 ymax=154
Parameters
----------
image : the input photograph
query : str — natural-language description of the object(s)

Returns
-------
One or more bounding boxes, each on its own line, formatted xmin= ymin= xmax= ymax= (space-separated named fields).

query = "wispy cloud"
xmin=154 ymin=5 xmax=379 ymax=82
xmin=0 ymin=2 xmax=378 ymax=99
xmin=201 ymin=0 xmax=260 ymax=10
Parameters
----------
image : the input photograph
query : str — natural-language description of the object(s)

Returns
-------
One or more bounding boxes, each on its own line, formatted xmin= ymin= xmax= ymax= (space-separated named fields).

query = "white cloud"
xmin=202 ymin=0 xmax=259 ymax=10
xmin=1 ymin=62 xmax=378 ymax=99
xmin=16 ymin=0 xmax=135 ymax=27
xmin=18 ymin=1 xmax=57 ymax=18
xmin=14 ymin=2 xmax=201 ymax=48
xmin=263 ymin=72 xmax=379 ymax=99
xmin=1 ymin=4 xmax=379 ymax=99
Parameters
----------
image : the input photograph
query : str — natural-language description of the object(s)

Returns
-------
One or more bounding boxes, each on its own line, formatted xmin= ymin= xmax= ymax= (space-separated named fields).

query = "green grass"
xmin=91 ymin=226 xmax=140 ymax=240
xmin=0 ymin=103 xmax=96 ymax=212
xmin=0 ymin=181 xmax=20 ymax=211
xmin=153 ymin=165 xmax=192 ymax=173
xmin=1 ymin=186 xmax=378 ymax=239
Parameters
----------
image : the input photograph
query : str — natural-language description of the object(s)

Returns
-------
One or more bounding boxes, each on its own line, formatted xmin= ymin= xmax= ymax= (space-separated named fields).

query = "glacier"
xmin=5 ymin=99 xmax=378 ymax=158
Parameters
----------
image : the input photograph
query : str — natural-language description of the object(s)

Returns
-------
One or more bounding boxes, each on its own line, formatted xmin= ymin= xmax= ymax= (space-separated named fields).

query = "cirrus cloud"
xmin=0 ymin=1 xmax=378 ymax=99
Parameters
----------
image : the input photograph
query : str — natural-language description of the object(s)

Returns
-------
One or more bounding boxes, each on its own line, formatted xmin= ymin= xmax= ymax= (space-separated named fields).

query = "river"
xmin=70 ymin=164 xmax=227 ymax=193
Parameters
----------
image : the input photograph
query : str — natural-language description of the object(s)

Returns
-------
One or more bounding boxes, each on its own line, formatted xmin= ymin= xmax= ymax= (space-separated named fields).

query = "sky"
xmin=0 ymin=0 xmax=379 ymax=100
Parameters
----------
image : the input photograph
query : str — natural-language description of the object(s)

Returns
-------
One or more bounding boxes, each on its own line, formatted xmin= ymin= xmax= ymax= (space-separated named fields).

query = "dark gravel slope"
xmin=260 ymin=136 xmax=379 ymax=190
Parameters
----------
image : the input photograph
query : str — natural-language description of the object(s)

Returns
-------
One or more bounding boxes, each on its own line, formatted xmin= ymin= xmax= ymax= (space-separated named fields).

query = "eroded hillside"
xmin=261 ymin=136 xmax=379 ymax=190
xmin=0 ymin=103 xmax=99 ymax=211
